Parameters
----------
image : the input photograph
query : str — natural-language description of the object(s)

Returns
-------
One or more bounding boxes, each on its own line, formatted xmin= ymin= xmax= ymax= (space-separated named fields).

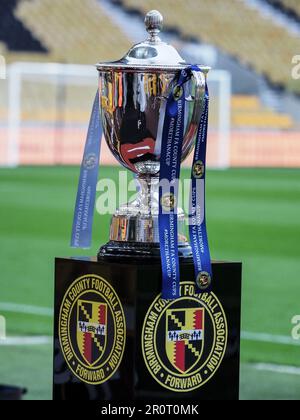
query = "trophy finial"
xmin=145 ymin=10 xmax=163 ymax=42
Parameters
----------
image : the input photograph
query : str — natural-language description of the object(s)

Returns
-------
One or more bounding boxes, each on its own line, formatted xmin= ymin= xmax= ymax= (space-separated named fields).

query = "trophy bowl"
xmin=97 ymin=10 xmax=209 ymax=258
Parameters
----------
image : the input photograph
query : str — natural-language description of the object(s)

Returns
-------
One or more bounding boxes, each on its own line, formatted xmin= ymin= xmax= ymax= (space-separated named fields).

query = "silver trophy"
xmin=97 ymin=10 xmax=209 ymax=258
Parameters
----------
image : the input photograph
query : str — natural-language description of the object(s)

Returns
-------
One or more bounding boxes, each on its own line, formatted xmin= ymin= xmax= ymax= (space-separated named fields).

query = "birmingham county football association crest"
xmin=59 ymin=274 xmax=126 ymax=385
xmin=166 ymin=308 xmax=204 ymax=374
xmin=77 ymin=300 xmax=107 ymax=366
xmin=142 ymin=281 xmax=228 ymax=392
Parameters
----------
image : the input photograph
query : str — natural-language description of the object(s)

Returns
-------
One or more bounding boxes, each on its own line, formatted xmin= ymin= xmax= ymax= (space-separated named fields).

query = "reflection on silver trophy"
xmin=97 ymin=10 xmax=209 ymax=257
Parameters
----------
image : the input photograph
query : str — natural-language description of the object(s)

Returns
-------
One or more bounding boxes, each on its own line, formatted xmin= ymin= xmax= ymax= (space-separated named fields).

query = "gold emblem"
xmin=161 ymin=193 xmax=176 ymax=212
xmin=193 ymin=160 xmax=205 ymax=179
xmin=173 ymin=85 xmax=184 ymax=101
xmin=196 ymin=272 xmax=211 ymax=291
xmin=142 ymin=282 xmax=228 ymax=392
xmin=59 ymin=274 xmax=126 ymax=385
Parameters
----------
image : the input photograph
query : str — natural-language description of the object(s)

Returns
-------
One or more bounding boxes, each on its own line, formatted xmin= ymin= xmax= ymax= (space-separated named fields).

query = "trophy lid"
xmin=97 ymin=10 xmax=194 ymax=72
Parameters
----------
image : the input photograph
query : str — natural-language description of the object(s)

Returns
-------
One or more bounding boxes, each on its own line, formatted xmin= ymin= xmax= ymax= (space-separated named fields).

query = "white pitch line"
xmin=0 ymin=302 xmax=52 ymax=316
xmin=250 ymin=363 xmax=300 ymax=376
xmin=241 ymin=331 xmax=300 ymax=347
xmin=1 ymin=339 xmax=300 ymax=379
xmin=1 ymin=302 xmax=300 ymax=347
xmin=0 ymin=336 xmax=52 ymax=346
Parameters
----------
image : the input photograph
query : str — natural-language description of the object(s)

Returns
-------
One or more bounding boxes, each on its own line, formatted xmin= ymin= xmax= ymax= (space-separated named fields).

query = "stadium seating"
xmin=0 ymin=0 xmax=133 ymax=129
xmin=283 ymin=0 xmax=300 ymax=16
xmin=121 ymin=0 xmax=300 ymax=94
xmin=14 ymin=0 xmax=132 ymax=64
xmin=1 ymin=1 xmax=296 ymax=131
xmin=231 ymin=95 xmax=294 ymax=129
xmin=1 ymin=0 xmax=298 ymax=94
xmin=0 ymin=0 xmax=46 ymax=53
xmin=270 ymin=0 xmax=300 ymax=18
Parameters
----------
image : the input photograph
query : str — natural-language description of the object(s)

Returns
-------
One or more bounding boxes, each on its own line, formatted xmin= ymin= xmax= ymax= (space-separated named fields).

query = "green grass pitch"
xmin=0 ymin=166 xmax=300 ymax=400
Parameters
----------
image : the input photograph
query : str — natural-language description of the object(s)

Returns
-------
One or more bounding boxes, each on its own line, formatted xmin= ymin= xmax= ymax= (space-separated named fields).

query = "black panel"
xmin=53 ymin=257 xmax=242 ymax=401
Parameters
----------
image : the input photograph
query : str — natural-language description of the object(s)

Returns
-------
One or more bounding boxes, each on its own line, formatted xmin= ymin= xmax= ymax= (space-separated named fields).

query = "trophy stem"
xmin=98 ymin=174 xmax=192 ymax=260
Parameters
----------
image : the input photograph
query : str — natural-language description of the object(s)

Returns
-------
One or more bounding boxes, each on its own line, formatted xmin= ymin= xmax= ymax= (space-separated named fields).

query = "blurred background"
xmin=0 ymin=0 xmax=299 ymax=400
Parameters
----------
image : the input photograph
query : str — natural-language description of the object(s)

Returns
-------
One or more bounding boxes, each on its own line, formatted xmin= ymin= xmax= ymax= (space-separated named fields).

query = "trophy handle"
xmin=181 ymin=69 xmax=206 ymax=161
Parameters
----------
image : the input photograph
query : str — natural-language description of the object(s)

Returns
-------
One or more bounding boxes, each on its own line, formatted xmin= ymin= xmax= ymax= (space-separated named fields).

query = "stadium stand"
xmin=267 ymin=0 xmax=300 ymax=18
xmin=281 ymin=0 xmax=300 ymax=16
xmin=0 ymin=0 xmax=47 ymax=52
xmin=0 ymin=0 xmax=133 ymax=134
xmin=1 ymin=0 xmax=298 ymax=94
xmin=14 ymin=0 xmax=132 ymax=64
xmin=0 ymin=0 xmax=298 ymax=167
xmin=120 ymin=0 xmax=300 ymax=94
xmin=231 ymin=95 xmax=294 ymax=129
xmin=1 ymin=2 xmax=298 ymax=125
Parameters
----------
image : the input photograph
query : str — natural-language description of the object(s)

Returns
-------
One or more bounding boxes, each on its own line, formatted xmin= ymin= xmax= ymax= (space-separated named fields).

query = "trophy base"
xmin=53 ymin=257 xmax=242 ymax=401
xmin=97 ymin=241 xmax=193 ymax=260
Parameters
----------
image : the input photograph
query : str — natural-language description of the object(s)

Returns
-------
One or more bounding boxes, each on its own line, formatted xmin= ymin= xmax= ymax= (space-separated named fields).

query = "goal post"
xmin=6 ymin=62 xmax=97 ymax=167
xmin=207 ymin=70 xmax=232 ymax=170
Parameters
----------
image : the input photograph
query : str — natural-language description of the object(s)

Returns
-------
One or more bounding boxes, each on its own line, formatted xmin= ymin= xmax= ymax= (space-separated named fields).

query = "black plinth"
xmin=98 ymin=240 xmax=193 ymax=259
xmin=53 ymin=257 xmax=242 ymax=401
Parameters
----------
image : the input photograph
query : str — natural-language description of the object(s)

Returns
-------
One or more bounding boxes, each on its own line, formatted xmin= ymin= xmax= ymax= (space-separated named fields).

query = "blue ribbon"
xmin=70 ymin=91 xmax=102 ymax=248
xmin=159 ymin=70 xmax=191 ymax=299
xmin=159 ymin=66 xmax=212 ymax=299
xmin=188 ymin=69 xmax=213 ymax=291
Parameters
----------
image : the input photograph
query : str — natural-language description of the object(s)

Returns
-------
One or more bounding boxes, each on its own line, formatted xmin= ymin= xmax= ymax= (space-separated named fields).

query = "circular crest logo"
xmin=83 ymin=153 xmax=98 ymax=170
xmin=196 ymin=271 xmax=212 ymax=291
xmin=59 ymin=274 xmax=126 ymax=385
xmin=161 ymin=192 xmax=176 ymax=212
xmin=142 ymin=282 xmax=227 ymax=392
xmin=193 ymin=160 xmax=205 ymax=179
xmin=173 ymin=84 xmax=184 ymax=101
